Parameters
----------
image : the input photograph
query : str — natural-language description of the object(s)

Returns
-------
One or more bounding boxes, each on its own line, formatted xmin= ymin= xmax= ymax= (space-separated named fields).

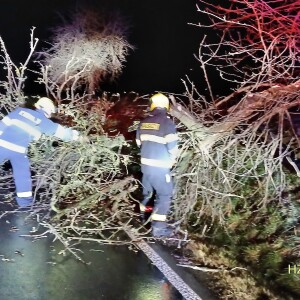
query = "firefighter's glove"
xmin=71 ymin=130 xmax=80 ymax=141
xmin=78 ymin=135 xmax=90 ymax=143
xmin=169 ymin=157 xmax=178 ymax=169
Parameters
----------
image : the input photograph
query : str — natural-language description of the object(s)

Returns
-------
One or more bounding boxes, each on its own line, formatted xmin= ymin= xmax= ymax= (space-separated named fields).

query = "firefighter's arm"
xmin=135 ymin=124 xmax=141 ymax=147
xmin=53 ymin=125 xmax=87 ymax=142
xmin=39 ymin=118 xmax=83 ymax=142
xmin=167 ymin=142 xmax=179 ymax=167
xmin=165 ymin=120 xmax=179 ymax=166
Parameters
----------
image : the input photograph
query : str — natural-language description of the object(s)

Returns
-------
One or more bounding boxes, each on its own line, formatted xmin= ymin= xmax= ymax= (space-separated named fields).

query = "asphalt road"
xmin=0 ymin=209 xmax=185 ymax=300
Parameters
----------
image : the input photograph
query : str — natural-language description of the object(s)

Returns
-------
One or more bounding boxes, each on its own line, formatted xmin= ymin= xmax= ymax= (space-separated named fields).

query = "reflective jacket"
xmin=136 ymin=108 xmax=178 ymax=169
xmin=0 ymin=107 xmax=77 ymax=154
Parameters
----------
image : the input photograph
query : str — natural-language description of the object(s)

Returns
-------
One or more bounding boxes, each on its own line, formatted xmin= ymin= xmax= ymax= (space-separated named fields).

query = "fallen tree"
xmin=0 ymin=2 xmax=300 ymax=297
xmin=165 ymin=1 xmax=300 ymax=297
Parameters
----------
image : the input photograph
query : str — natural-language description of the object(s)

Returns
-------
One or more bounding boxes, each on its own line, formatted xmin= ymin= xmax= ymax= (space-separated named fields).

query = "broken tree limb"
xmin=169 ymin=80 xmax=300 ymax=150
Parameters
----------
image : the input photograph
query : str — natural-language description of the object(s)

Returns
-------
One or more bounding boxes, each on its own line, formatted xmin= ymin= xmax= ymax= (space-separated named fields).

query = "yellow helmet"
xmin=149 ymin=93 xmax=169 ymax=111
xmin=34 ymin=97 xmax=56 ymax=118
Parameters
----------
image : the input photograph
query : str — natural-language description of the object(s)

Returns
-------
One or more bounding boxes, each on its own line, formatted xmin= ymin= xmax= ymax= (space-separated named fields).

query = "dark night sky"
xmin=0 ymin=0 xmax=219 ymax=96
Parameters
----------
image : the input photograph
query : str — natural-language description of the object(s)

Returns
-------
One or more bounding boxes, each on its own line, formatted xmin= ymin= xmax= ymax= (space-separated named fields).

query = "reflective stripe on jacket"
xmin=136 ymin=108 xmax=178 ymax=168
xmin=0 ymin=107 xmax=76 ymax=153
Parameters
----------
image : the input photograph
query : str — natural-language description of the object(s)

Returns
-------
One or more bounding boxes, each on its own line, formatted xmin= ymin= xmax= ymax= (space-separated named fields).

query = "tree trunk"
xmin=170 ymin=81 xmax=300 ymax=149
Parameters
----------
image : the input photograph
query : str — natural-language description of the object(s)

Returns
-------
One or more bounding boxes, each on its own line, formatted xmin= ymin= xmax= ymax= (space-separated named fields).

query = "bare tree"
xmin=193 ymin=0 xmax=300 ymax=96
xmin=38 ymin=9 xmax=133 ymax=94
xmin=0 ymin=27 xmax=38 ymax=114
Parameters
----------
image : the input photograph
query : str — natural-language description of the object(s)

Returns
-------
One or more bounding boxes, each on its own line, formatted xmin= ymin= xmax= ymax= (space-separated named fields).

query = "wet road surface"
xmin=0 ymin=208 xmax=218 ymax=300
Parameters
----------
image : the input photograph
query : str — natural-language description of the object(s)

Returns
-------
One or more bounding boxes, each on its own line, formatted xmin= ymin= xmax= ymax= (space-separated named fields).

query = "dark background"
xmin=0 ymin=0 xmax=226 ymax=96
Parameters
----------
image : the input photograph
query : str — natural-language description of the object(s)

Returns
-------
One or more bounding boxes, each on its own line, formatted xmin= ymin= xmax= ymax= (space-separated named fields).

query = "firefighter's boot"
xmin=16 ymin=196 xmax=33 ymax=208
xmin=152 ymin=221 xmax=173 ymax=238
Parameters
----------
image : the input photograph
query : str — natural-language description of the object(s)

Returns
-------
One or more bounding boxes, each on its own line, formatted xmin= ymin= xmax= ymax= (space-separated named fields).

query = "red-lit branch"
xmin=194 ymin=0 xmax=300 ymax=87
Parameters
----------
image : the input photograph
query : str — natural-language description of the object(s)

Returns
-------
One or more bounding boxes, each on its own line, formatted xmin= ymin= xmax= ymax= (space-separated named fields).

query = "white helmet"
xmin=34 ymin=97 xmax=56 ymax=118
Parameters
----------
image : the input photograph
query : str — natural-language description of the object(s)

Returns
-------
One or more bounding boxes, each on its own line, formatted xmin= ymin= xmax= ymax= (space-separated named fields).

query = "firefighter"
xmin=136 ymin=93 xmax=178 ymax=237
xmin=0 ymin=97 xmax=82 ymax=208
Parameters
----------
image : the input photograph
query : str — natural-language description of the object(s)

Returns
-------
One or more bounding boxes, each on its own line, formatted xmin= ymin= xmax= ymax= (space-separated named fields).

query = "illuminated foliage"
xmin=38 ymin=9 xmax=133 ymax=93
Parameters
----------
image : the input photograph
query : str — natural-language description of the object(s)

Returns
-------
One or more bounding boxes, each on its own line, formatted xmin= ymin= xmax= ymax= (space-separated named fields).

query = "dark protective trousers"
xmin=141 ymin=165 xmax=173 ymax=218
xmin=0 ymin=146 xmax=32 ymax=207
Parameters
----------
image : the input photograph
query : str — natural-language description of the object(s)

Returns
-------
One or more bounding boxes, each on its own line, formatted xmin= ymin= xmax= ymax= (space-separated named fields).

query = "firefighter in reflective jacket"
xmin=0 ymin=97 xmax=81 ymax=208
xmin=136 ymin=93 xmax=179 ymax=237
